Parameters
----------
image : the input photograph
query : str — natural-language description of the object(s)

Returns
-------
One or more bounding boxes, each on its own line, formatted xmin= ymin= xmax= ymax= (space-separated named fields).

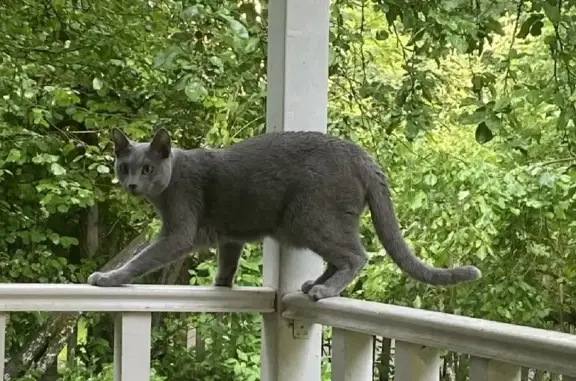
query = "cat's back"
xmin=225 ymin=131 xmax=366 ymax=165
xmin=217 ymin=130 xmax=371 ymax=198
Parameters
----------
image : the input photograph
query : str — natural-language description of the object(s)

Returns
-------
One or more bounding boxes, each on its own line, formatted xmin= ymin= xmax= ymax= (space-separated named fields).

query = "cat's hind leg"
xmin=301 ymin=264 xmax=336 ymax=294
xmin=306 ymin=238 xmax=367 ymax=301
xmin=287 ymin=212 xmax=367 ymax=301
xmin=214 ymin=242 xmax=244 ymax=287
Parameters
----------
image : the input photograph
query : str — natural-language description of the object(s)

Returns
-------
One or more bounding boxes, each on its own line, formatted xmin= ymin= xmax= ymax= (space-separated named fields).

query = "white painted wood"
xmin=469 ymin=357 xmax=521 ymax=381
xmin=265 ymin=0 xmax=330 ymax=134
xmin=394 ymin=341 xmax=441 ymax=381
xmin=0 ymin=284 xmax=274 ymax=312
xmin=260 ymin=0 xmax=329 ymax=380
xmin=114 ymin=312 xmax=152 ymax=381
xmin=261 ymin=241 xmax=323 ymax=381
xmin=282 ymin=293 xmax=576 ymax=376
xmin=0 ymin=313 xmax=6 ymax=379
xmin=331 ymin=328 xmax=373 ymax=381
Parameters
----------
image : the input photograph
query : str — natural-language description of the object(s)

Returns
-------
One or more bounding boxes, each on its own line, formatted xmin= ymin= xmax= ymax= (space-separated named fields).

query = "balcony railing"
xmin=0 ymin=283 xmax=574 ymax=381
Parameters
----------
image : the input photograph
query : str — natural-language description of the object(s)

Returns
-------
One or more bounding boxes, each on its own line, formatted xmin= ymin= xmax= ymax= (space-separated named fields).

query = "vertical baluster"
xmin=394 ymin=341 xmax=441 ymax=381
xmin=0 ymin=313 xmax=6 ymax=379
xmin=114 ymin=312 xmax=152 ymax=381
xmin=469 ymin=357 xmax=521 ymax=381
xmin=331 ymin=329 xmax=373 ymax=381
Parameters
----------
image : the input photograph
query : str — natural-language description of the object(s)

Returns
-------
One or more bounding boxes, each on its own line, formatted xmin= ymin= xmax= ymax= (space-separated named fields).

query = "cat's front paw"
xmin=301 ymin=280 xmax=315 ymax=294
xmin=307 ymin=285 xmax=339 ymax=301
xmin=87 ymin=271 xmax=124 ymax=287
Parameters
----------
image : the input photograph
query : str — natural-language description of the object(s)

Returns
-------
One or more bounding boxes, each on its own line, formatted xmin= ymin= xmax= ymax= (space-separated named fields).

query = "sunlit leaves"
xmin=50 ymin=163 xmax=66 ymax=176
xmin=92 ymin=78 xmax=104 ymax=91
xmin=5 ymin=149 xmax=21 ymax=163
xmin=185 ymin=82 xmax=209 ymax=102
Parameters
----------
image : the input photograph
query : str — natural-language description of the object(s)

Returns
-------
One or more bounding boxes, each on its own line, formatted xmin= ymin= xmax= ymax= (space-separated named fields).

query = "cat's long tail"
xmin=365 ymin=163 xmax=482 ymax=285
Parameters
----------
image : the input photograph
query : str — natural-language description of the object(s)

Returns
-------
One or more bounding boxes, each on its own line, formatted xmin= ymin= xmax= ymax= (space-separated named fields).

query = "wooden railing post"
xmin=331 ymin=328 xmax=373 ymax=381
xmin=113 ymin=312 xmax=152 ymax=381
xmin=394 ymin=341 xmax=441 ymax=381
xmin=469 ymin=357 xmax=521 ymax=381
xmin=260 ymin=0 xmax=330 ymax=380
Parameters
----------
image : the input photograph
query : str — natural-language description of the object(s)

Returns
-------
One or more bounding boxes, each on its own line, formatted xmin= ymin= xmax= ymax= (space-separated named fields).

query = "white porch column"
xmin=260 ymin=1 xmax=330 ymax=381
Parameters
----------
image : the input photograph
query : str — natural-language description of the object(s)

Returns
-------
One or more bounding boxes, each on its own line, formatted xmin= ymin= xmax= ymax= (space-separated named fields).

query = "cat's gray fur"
xmin=87 ymin=128 xmax=481 ymax=300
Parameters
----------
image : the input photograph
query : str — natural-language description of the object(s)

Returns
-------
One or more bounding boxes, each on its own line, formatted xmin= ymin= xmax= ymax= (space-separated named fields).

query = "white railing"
xmin=0 ymin=283 xmax=574 ymax=381
xmin=283 ymin=293 xmax=576 ymax=381
xmin=0 ymin=284 xmax=276 ymax=380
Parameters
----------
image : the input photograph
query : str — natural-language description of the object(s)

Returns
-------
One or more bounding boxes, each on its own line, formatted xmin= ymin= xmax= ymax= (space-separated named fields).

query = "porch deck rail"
xmin=0 ymin=283 xmax=574 ymax=381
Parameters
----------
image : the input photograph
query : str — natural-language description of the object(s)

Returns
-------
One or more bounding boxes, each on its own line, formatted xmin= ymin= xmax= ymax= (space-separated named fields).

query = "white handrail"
xmin=0 ymin=284 xmax=276 ymax=312
xmin=282 ymin=292 xmax=576 ymax=377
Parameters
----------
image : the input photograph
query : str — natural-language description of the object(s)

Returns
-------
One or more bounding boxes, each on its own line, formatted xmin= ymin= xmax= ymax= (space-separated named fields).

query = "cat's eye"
xmin=118 ymin=163 xmax=129 ymax=174
xmin=141 ymin=164 xmax=154 ymax=175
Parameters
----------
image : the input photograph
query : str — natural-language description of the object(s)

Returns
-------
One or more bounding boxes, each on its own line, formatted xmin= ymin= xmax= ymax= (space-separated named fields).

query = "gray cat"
xmin=87 ymin=128 xmax=481 ymax=300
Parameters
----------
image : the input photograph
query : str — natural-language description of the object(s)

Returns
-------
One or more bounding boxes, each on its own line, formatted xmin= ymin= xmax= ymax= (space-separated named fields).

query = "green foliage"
xmin=1 ymin=0 xmax=576 ymax=379
xmin=58 ymin=363 xmax=167 ymax=381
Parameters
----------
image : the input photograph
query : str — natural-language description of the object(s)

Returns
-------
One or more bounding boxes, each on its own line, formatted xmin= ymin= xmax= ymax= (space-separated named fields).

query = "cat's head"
xmin=110 ymin=127 xmax=174 ymax=198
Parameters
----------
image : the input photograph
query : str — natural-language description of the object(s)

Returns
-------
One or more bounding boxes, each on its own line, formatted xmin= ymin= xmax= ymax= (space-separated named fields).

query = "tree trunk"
xmin=32 ymin=313 xmax=79 ymax=377
xmin=60 ymin=204 xmax=99 ymax=372
xmin=66 ymin=323 xmax=78 ymax=367
xmin=377 ymin=337 xmax=391 ymax=381
xmin=38 ymin=362 xmax=58 ymax=381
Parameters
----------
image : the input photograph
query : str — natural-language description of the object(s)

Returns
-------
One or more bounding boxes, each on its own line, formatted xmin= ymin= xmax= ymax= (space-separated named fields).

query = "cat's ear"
xmin=111 ymin=128 xmax=131 ymax=156
xmin=149 ymin=127 xmax=171 ymax=159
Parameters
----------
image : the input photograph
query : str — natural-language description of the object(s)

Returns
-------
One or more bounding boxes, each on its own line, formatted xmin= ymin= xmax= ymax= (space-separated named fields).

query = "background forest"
xmin=0 ymin=0 xmax=575 ymax=380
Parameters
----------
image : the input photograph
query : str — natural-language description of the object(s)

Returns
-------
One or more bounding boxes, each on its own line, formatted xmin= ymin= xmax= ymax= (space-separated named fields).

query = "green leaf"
xmin=529 ymin=20 xmax=544 ymax=36
xmin=543 ymin=3 xmax=560 ymax=25
xmin=50 ymin=163 xmax=67 ymax=176
xmin=517 ymin=14 xmax=544 ymax=39
xmin=493 ymin=97 xmax=510 ymax=113
xmin=412 ymin=295 xmax=422 ymax=308
xmin=424 ymin=173 xmax=438 ymax=186
xmin=409 ymin=190 xmax=428 ymax=210
xmin=475 ymin=122 xmax=494 ymax=144
xmin=526 ymin=199 xmax=543 ymax=208
xmin=485 ymin=18 xmax=505 ymax=35
xmin=222 ymin=15 xmax=249 ymax=39
xmin=539 ymin=172 xmax=555 ymax=187
xmin=237 ymin=350 xmax=248 ymax=361
xmin=375 ymin=30 xmax=389 ymax=40
xmin=209 ymin=56 xmax=224 ymax=69
xmin=185 ymin=82 xmax=208 ymax=102
xmin=476 ymin=246 xmax=487 ymax=261
xmin=181 ymin=5 xmax=199 ymax=20
xmin=92 ymin=77 xmax=104 ymax=90
xmin=471 ymin=75 xmax=483 ymax=91
xmin=5 ymin=149 xmax=21 ymax=163
xmin=97 ymin=164 xmax=110 ymax=174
